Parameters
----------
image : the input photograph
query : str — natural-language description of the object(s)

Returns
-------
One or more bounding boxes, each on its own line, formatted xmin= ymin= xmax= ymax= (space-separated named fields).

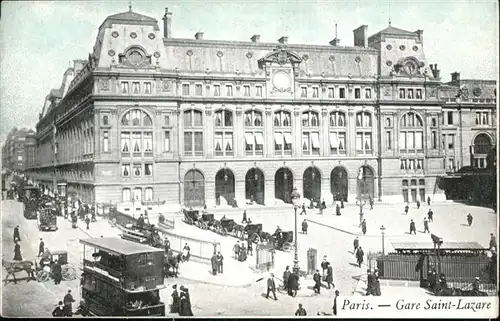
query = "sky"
xmin=0 ymin=0 xmax=498 ymax=145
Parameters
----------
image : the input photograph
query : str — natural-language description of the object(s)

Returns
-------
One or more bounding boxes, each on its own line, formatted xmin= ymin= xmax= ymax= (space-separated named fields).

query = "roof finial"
xmin=335 ymin=23 xmax=338 ymax=38
xmin=128 ymin=0 xmax=132 ymax=12
xmin=388 ymin=0 xmax=392 ymax=26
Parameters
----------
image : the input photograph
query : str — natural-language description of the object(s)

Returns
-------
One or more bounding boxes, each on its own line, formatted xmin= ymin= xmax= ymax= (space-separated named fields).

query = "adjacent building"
xmin=2 ymin=128 xmax=36 ymax=174
xmin=26 ymin=7 xmax=497 ymax=210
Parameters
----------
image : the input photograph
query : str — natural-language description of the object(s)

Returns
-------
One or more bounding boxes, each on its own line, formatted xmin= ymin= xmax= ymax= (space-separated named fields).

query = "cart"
xmin=183 ymin=209 xmax=200 ymax=225
xmin=198 ymin=213 xmax=215 ymax=230
xmin=35 ymin=250 xmax=77 ymax=282
xmin=273 ymin=230 xmax=293 ymax=251
xmin=38 ymin=208 xmax=58 ymax=231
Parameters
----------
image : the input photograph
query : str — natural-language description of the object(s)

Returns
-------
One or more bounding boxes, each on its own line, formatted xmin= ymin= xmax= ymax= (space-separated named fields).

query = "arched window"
xmin=399 ymin=112 xmax=424 ymax=153
xmin=329 ymin=111 xmax=346 ymax=155
xmin=245 ymin=110 xmax=264 ymax=156
xmin=473 ymin=134 xmax=492 ymax=169
xmin=302 ymin=111 xmax=320 ymax=156
xmin=183 ymin=109 xmax=203 ymax=156
xmin=356 ymin=111 xmax=373 ymax=154
xmin=214 ymin=110 xmax=234 ymax=156
xmin=122 ymin=188 xmax=131 ymax=202
xmin=133 ymin=187 xmax=142 ymax=201
xmin=274 ymin=111 xmax=292 ymax=155
xmin=120 ymin=109 xmax=153 ymax=157
xmin=144 ymin=187 xmax=153 ymax=201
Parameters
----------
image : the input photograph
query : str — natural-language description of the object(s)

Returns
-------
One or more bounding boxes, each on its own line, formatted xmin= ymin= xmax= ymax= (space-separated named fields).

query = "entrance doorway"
xmin=303 ymin=167 xmax=321 ymax=201
xmin=184 ymin=170 xmax=205 ymax=207
xmin=274 ymin=167 xmax=293 ymax=203
xmin=215 ymin=168 xmax=236 ymax=206
xmin=245 ymin=168 xmax=265 ymax=205
xmin=331 ymin=166 xmax=348 ymax=202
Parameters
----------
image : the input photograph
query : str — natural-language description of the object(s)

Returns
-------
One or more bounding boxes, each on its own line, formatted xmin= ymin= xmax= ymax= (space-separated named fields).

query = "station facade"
xmin=26 ymin=8 xmax=497 ymax=209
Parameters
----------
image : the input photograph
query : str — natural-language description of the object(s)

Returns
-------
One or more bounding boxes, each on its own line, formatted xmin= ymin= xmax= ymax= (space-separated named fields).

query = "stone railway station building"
xmin=26 ymin=8 xmax=497 ymax=209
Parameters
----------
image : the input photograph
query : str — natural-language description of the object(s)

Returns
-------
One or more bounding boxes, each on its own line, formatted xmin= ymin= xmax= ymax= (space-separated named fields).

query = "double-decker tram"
xmin=79 ymin=237 xmax=166 ymax=316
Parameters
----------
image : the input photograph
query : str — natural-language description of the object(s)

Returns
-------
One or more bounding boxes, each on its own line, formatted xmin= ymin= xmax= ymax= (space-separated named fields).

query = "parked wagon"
xmin=244 ymin=223 xmax=273 ymax=243
xmin=183 ymin=209 xmax=200 ymax=225
xmin=198 ymin=213 xmax=215 ymax=230
xmin=272 ymin=230 xmax=294 ymax=251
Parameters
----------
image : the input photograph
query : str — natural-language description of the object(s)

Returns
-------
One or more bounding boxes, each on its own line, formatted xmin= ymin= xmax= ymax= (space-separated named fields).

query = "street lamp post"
xmin=291 ymin=187 xmax=301 ymax=274
xmin=380 ymin=225 xmax=386 ymax=256
xmin=356 ymin=167 xmax=367 ymax=224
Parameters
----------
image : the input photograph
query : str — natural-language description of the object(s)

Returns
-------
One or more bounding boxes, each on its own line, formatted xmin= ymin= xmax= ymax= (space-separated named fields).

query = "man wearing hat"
xmin=13 ymin=241 xmax=22 ymax=261
xmin=179 ymin=286 xmax=193 ymax=316
xmin=295 ymin=303 xmax=307 ymax=316
xmin=38 ymin=238 xmax=45 ymax=257
xmin=313 ymin=269 xmax=321 ymax=294
xmin=374 ymin=269 xmax=381 ymax=296
xmin=321 ymin=256 xmax=329 ymax=281
xmin=266 ymin=273 xmax=277 ymax=300
xmin=52 ymin=259 xmax=62 ymax=285
xmin=489 ymin=233 xmax=497 ymax=250
xmin=365 ymin=268 xmax=374 ymax=295
xmin=13 ymin=225 xmax=21 ymax=242
xmin=52 ymin=301 xmax=64 ymax=317
xmin=233 ymin=241 xmax=240 ymax=260
xmin=63 ymin=288 xmax=75 ymax=316
xmin=211 ymin=252 xmax=218 ymax=275
xmin=170 ymin=285 xmax=180 ymax=313
xmin=283 ymin=266 xmax=291 ymax=291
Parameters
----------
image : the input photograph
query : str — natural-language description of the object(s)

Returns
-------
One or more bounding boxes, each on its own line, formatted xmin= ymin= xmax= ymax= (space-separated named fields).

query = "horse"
xmin=164 ymin=252 xmax=182 ymax=278
xmin=2 ymin=258 xmax=35 ymax=285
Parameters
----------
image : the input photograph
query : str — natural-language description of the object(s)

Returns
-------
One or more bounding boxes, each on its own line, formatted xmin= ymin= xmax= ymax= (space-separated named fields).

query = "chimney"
xmin=195 ymin=31 xmax=204 ymax=40
xmin=251 ymin=35 xmax=260 ymax=43
xmin=451 ymin=72 xmax=460 ymax=84
xmin=162 ymin=7 xmax=173 ymax=39
xmin=329 ymin=23 xmax=340 ymax=46
xmin=430 ymin=64 xmax=440 ymax=79
xmin=415 ymin=29 xmax=424 ymax=44
xmin=278 ymin=36 xmax=288 ymax=45
xmin=353 ymin=25 xmax=368 ymax=47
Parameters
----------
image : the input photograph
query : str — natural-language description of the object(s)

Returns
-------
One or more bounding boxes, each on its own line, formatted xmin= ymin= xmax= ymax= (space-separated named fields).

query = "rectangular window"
xmin=226 ymin=85 xmax=233 ymax=96
xmin=121 ymin=132 xmax=130 ymax=152
xmin=354 ymin=88 xmax=361 ymax=99
xmin=132 ymin=132 xmax=141 ymax=153
xmin=243 ymin=85 xmax=250 ymax=96
xmin=448 ymin=134 xmax=455 ymax=149
xmin=195 ymin=84 xmax=203 ymax=96
xmin=145 ymin=188 xmax=153 ymax=201
xmin=133 ymin=188 xmax=142 ymax=201
xmin=144 ymin=82 xmax=151 ymax=94
xmin=143 ymin=132 xmax=153 ymax=153
xmin=407 ymin=132 xmax=415 ymax=149
xmin=312 ymin=87 xmax=319 ymax=98
xmin=301 ymin=87 xmax=307 ymax=98
xmin=407 ymin=89 xmax=414 ymax=99
xmin=103 ymin=131 xmax=109 ymax=152
xmin=133 ymin=82 xmax=140 ymax=94
xmin=184 ymin=132 xmax=193 ymax=153
xmin=133 ymin=164 xmax=142 ymax=177
xmin=213 ymin=85 xmax=220 ymax=96
xmin=482 ymin=112 xmax=488 ymax=125
xmin=431 ymin=131 xmax=437 ymax=149
xmin=356 ymin=133 xmax=363 ymax=152
xmin=415 ymin=132 xmax=423 ymax=150
xmin=386 ymin=131 xmax=392 ymax=150
xmin=164 ymin=115 xmax=170 ymax=126
xmin=256 ymin=86 xmax=262 ymax=97
xmin=145 ymin=163 xmax=153 ymax=176
xmin=122 ymin=189 xmax=131 ymax=202
xmin=164 ymin=131 xmax=170 ymax=152
xmin=399 ymin=88 xmax=405 ymax=99
xmin=328 ymin=87 xmax=334 ymax=98
xmin=476 ymin=112 xmax=481 ymax=125
xmin=339 ymin=88 xmax=346 ymax=99
xmin=122 ymin=164 xmax=130 ymax=177
xmin=400 ymin=132 xmax=407 ymax=150
xmin=194 ymin=132 xmax=203 ymax=154
xmin=447 ymin=111 xmax=453 ymax=125
xmin=442 ymin=134 xmax=446 ymax=149
xmin=182 ymin=84 xmax=190 ymax=96
xmin=416 ymin=89 xmax=422 ymax=99
xmin=121 ymin=82 xmax=129 ymax=94
xmin=448 ymin=158 xmax=455 ymax=171
xmin=365 ymin=88 xmax=372 ymax=99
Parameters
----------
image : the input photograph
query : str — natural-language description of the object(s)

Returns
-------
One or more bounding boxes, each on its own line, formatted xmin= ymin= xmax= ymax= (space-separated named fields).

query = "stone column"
xmin=294 ymin=108 xmax=301 ymax=157
xmin=235 ymin=106 xmax=243 ymax=157
xmin=347 ymin=111 xmax=355 ymax=155
xmin=265 ymin=107 xmax=273 ymax=157
xmin=321 ymin=107 xmax=329 ymax=157
xmin=205 ymin=106 xmax=213 ymax=157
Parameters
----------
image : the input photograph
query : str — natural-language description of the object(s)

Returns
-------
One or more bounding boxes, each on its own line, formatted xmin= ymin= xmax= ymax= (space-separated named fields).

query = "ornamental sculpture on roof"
xmin=258 ymin=45 xmax=302 ymax=69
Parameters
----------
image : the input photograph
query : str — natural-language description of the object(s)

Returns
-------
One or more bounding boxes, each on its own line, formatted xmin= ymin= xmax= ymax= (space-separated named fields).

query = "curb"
xmin=304 ymin=219 xmax=408 ymax=238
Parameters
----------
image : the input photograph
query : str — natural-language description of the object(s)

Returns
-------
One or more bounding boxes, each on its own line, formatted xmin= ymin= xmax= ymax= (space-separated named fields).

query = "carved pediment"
xmin=258 ymin=45 xmax=302 ymax=69
xmin=118 ymin=46 xmax=153 ymax=69
xmin=393 ymin=56 xmax=425 ymax=77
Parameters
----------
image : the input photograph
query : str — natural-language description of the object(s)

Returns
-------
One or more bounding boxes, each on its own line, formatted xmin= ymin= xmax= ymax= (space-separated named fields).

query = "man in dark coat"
xmin=211 ymin=253 xmax=218 ymax=275
xmin=313 ymin=269 xmax=321 ymax=294
xmin=336 ymin=204 xmax=341 ymax=216
xmin=489 ymin=233 xmax=497 ymax=250
xmin=369 ymin=197 xmax=374 ymax=210
xmin=234 ymin=241 xmax=240 ymax=259
xmin=373 ymin=269 xmax=381 ymax=296
xmin=52 ymin=301 xmax=64 ymax=317
xmin=404 ymin=204 xmax=409 ymax=215
xmin=216 ymin=251 xmax=224 ymax=274
xmin=283 ymin=266 xmax=291 ymax=291
xmin=14 ymin=241 xmax=22 ymax=261
xmin=301 ymin=220 xmax=308 ymax=234
xmin=353 ymin=237 xmax=359 ymax=253
xmin=238 ymin=246 xmax=247 ymax=262
xmin=326 ymin=263 xmax=334 ymax=289
xmin=423 ymin=218 xmax=430 ymax=233
xmin=472 ymin=277 xmax=480 ymax=295
xmin=295 ymin=303 xmax=307 ymax=316
xmin=13 ymin=225 xmax=21 ymax=242
xmin=356 ymin=246 xmax=364 ymax=268
xmin=85 ymin=215 xmax=90 ymax=230
xmin=38 ymin=238 xmax=45 ymax=257
xmin=467 ymin=213 xmax=473 ymax=226
xmin=63 ymin=289 xmax=75 ymax=316
xmin=52 ymin=260 xmax=62 ymax=285
xmin=170 ymin=285 xmax=180 ymax=313
xmin=427 ymin=196 xmax=431 ymax=206
xmin=361 ymin=219 xmax=367 ymax=235
xmin=427 ymin=209 xmax=433 ymax=222
xmin=321 ymin=256 xmax=329 ymax=280
xmin=242 ymin=210 xmax=247 ymax=223
xmin=179 ymin=287 xmax=193 ymax=316
xmin=164 ymin=238 xmax=171 ymax=254
xmin=137 ymin=214 xmax=145 ymax=230
xmin=416 ymin=200 xmax=421 ymax=209
xmin=410 ymin=219 xmax=416 ymax=235
xmin=332 ymin=290 xmax=340 ymax=316
xmin=247 ymin=240 xmax=253 ymax=256
xmin=340 ymin=200 xmax=344 ymax=209
xmin=266 ymin=273 xmax=277 ymax=300
xmin=287 ymin=272 xmax=299 ymax=297
xmin=300 ymin=203 xmax=307 ymax=215
xmin=366 ymin=269 xmax=374 ymax=295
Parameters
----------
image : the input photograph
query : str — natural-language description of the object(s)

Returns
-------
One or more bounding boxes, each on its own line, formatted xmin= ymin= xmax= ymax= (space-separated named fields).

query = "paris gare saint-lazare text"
xmin=341 ymin=299 xmax=492 ymax=312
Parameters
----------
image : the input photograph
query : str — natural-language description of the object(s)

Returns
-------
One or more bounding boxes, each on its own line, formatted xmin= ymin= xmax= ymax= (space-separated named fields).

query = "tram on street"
xmin=21 ymin=185 xmax=41 ymax=219
xmin=79 ymin=237 xmax=166 ymax=316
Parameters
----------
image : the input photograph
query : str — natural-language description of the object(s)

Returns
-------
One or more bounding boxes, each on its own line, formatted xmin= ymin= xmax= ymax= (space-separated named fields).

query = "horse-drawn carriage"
xmin=35 ymin=250 xmax=77 ymax=282
xmin=183 ymin=209 xmax=201 ymax=225
xmin=197 ymin=213 xmax=215 ymax=230
xmin=38 ymin=207 xmax=58 ymax=231
xmin=272 ymin=230 xmax=294 ymax=251
xmin=243 ymin=223 xmax=273 ymax=244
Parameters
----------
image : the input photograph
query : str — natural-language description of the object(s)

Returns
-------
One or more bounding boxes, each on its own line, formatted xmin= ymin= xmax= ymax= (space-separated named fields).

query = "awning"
xmin=311 ymin=133 xmax=320 ymax=148
xmin=255 ymin=133 xmax=265 ymax=145
xmin=329 ymin=132 xmax=338 ymax=148
xmin=274 ymin=133 xmax=283 ymax=144
xmin=244 ymin=133 xmax=254 ymax=144
xmin=283 ymin=133 xmax=293 ymax=144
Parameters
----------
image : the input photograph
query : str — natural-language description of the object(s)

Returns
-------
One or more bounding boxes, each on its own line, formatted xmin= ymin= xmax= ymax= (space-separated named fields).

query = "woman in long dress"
xmin=14 ymin=241 xmax=23 ymax=261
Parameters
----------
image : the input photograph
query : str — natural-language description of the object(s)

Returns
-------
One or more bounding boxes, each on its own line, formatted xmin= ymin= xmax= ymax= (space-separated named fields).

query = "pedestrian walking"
xmin=340 ymin=199 xmax=344 ymax=209
xmin=63 ymin=289 xmax=75 ymax=317
xmin=211 ymin=253 xmax=218 ymax=275
xmin=321 ymin=256 xmax=329 ymax=280
xmin=366 ymin=269 xmax=374 ymax=295
xmin=85 ymin=215 xmax=90 ymax=230
xmin=409 ymin=219 xmax=416 ymax=234
xmin=427 ymin=196 xmax=431 ymax=206
xmin=356 ymin=246 xmax=364 ymax=268
xmin=361 ymin=219 xmax=367 ymax=235
xmin=466 ymin=213 xmax=473 ymax=226
xmin=313 ymin=269 xmax=321 ymax=294
xmin=416 ymin=200 xmax=421 ymax=209
xmin=247 ymin=240 xmax=253 ymax=256
xmin=302 ymin=220 xmax=308 ymax=234
xmin=38 ymin=238 xmax=45 ymax=257
xmin=234 ymin=241 xmax=240 ymax=259
xmin=321 ymin=199 xmax=326 ymax=210
xmin=182 ymin=243 xmax=191 ymax=261
xmin=353 ymin=237 xmax=359 ymax=253
xmin=137 ymin=214 xmax=145 ymax=230
xmin=283 ymin=265 xmax=291 ymax=291
xmin=13 ymin=225 xmax=21 ymax=242
xmin=300 ymin=203 xmax=307 ymax=215
xmin=332 ymin=290 xmax=339 ymax=316
xmin=242 ymin=210 xmax=247 ymax=223
xmin=52 ymin=259 xmax=62 ymax=285
xmin=287 ymin=271 xmax=299 ymax=297
xmin=336 ymin=203 xmax=341 ymax=216
xmin=423 ymin=218 xmax=430 ymax=233
xmin=14 ymin=241 xmax=22 ymax=261
xmin=216 ymin=251 xmax=224 ymax=274
xmin=266 ymin=273 xmax=278 ymax=300
xmin=295 ymin=303 xmax=307 ymax=316
xmin=404 ymin=204 xmax=409 ymax=215
xmin=170 ymin=285 xmax=180 ymax=313
xmin=427 ymin=209 xmax=433 ymax=222
xmin=489 ymin=233 xmax=497 ymax=250
xmin=179 ymin=287 xmax=193 ymax=316
xmin=52 ymin=301 xmax=64 ymax=317
xmin=373 ymin=269 xmax=381 ymax=296
xmin=319 ymin=204 xmax=324 ymax=215
xmin=164 ymin=238 xmax=171 ymax=254
xmin=326 ymin=263 xmax=335 ymax=289
xmin=369 ymin=197 xmax=374 ymax=210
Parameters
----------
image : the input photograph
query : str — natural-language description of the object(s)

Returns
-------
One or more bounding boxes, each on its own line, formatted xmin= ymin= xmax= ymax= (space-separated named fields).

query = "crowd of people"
xmin=52 ymin=288 xmax=75 ymax=317
xmin=170 ymin=284 xmax=194 ymax=316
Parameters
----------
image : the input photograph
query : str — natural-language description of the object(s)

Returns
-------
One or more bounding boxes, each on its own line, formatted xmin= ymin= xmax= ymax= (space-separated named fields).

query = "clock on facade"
xmin=272 ymin=71 xmax=291 ymax=91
